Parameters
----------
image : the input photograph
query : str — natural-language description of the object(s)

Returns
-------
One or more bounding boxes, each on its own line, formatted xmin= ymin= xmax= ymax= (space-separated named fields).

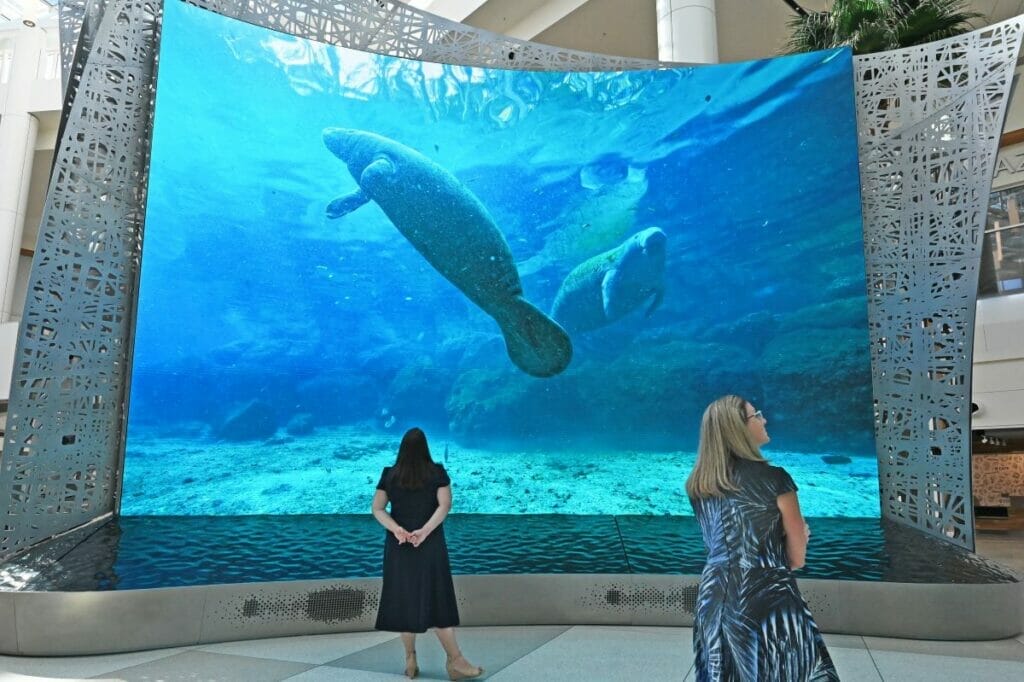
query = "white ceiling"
xmin=0 ymin=0 xmax=57 ymax=26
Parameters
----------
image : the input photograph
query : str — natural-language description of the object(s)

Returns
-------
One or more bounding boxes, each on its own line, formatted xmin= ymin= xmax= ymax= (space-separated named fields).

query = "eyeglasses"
xmin=743 ymin=410 xmax=764 ymax=423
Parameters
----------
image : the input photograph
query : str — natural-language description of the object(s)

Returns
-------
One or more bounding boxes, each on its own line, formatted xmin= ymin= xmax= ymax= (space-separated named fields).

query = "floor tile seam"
xmin=476 ymin=625 xmax=578 ymax=675
xmin=864 ymin=645 xmax=1024 ymax=664
xmin=862 ymin=637 xmax=885 ymax=681
xmin=89 ymin=648 xmax=316 ymax=679
xmin=195 ymin=632 xmax=398 ymax=666
xmin=279 ymin=664 xmax=322 ymax=681
xmin=81 ymin=647 xmax=206 ymax=678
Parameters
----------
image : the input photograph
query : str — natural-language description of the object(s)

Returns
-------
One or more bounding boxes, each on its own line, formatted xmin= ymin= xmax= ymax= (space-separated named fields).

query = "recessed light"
xmin=22 ymin=19 xmax=36 ymax=27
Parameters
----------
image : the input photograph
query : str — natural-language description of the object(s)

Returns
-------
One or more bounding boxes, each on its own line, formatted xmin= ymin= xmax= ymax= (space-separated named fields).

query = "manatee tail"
xmin=493 ymin=297 xmax=573 ymax=378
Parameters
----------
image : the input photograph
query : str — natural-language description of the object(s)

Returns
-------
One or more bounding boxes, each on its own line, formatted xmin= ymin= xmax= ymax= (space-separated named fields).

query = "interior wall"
xmin=974 ymin=452 xmax=1024 ymax=506
xmin=531 ymin=0 xmax=658 ymax=60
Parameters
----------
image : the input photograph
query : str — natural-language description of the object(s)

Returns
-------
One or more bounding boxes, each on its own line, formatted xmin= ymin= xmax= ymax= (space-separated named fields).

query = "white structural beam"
xmin=404 ymin=0 xmax=489 ymax=23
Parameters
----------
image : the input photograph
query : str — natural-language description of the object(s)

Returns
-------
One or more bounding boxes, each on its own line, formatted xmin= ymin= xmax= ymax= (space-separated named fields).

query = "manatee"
xmin=322 ymin=128 xmax=572 ymax=378
xmin=550 ymin=227 xmax=667 ymax=334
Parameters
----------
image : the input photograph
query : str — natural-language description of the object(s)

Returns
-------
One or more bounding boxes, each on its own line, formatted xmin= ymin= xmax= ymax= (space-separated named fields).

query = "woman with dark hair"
xmin=372 ymin=427 xmax=482 ymax=680
xmin=686 ymin=395 xmax=838 ymax=681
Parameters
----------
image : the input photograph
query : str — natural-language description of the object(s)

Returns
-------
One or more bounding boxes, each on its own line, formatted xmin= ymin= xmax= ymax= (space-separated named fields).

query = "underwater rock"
xmin=822 ymin=455 xmax=852 ymax=465
xmin=573 ymin=339 xmax=760 ymax=447
xmin=216 ymin=400 xmax=277 ymax=441
xmin=551 ymin=227 xmax=667 ymax=334
xmin=285 ymin=413 xmax=315 ymax=436
xmin=446 ymin=370 xmax=536 ymax=443
xmin=825 ymin=275 xmax=865 ymax=298
xmin=388 ymin=358 xmax=454 ymax=429
xmin=322 ymin=127 xmax=571 ymax=378
xmin=698 ymin=310 xmax=779 ymax=355
xmin=295 ymin=372 xmax=380 ymax=426
xmin=759 ymin=328 xmax=874 ymax=455
xmin=437 ymin=332 xmax=507 ymax=372
xmin=776 ymin=296 xmax=867 ymax=333
xmin=446 ymin=339 xmax=759 ymax=449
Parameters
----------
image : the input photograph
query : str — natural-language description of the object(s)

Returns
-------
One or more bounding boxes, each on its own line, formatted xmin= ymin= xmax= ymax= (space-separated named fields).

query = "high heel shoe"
xmin=446 ymin=655 xmax=484 ymax=680
xmin=404 ymin=651 xmax=419 ymax=679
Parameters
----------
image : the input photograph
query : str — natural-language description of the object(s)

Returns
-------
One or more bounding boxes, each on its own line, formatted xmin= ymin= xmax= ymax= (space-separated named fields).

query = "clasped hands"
xmin=392 ymin=526 xmax=430 ymax=547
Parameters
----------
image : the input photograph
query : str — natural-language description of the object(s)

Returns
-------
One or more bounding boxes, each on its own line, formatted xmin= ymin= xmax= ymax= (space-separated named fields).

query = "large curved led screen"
xmin=125 ymin=0 xmax=877 ymax=516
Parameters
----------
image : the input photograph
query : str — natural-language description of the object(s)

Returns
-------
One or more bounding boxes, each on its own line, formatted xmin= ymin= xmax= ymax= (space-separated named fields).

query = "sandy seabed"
xmin=122 ymin=424 xmax=881 ymax=517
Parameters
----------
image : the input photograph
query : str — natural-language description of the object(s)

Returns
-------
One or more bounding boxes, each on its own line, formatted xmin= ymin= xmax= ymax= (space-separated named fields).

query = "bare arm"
xmin=410 ymin=486 xmax=452 ymax=547
xmin=371 ymin=489 xmax=408 ymax=543
xmin=777 ymin=491 xmax=809 ymax=570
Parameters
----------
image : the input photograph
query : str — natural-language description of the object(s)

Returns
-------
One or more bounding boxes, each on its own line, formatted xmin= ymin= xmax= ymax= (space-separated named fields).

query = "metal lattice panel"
xmin=190 ymin=0 xmax=662 ymax=71
xmin=1 ymin=0 xmax=1020 ymax=559
xmin=0 ymin=0 xmax=160 ymax=557
xmin=58 ymin=0 xmax=87 ymax=95
xmin=856 ymin=22 xmax=1024 ymax=548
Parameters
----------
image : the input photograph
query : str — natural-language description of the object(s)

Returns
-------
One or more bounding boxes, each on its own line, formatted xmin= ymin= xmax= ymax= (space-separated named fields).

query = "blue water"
xmin=124 ymin=0 xmax=873 ymax=515
xmin=6 ymin=516 xmax=1015 ymax=591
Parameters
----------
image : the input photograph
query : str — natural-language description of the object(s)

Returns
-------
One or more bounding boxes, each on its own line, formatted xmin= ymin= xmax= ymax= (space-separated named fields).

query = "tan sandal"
xmin=446 ymin=655 xmax=483 ymax=680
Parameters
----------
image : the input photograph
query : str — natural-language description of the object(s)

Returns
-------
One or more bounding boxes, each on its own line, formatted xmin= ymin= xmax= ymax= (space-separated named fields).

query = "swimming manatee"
xmin=551 ymin=227 xmax=667 ymax=334
xmin=322 ymin=128 xmax=572 ymax=378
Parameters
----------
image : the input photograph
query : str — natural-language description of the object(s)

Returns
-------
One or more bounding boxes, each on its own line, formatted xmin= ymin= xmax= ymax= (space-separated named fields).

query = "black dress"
xmin=690 ymin=458 xmax=838 ymax=682
xmin=375 ymin=464 xmax=460 ymax=633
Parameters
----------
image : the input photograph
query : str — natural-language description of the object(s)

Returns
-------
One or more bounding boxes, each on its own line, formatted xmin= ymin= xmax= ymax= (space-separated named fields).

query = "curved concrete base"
xmin=0 ymin=574 xmax=1020 ymax=655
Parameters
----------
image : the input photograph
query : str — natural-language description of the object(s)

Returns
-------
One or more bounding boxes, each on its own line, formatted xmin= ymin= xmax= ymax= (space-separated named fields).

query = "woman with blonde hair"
xmin=686 ymin=395 xmax=838 ymax=681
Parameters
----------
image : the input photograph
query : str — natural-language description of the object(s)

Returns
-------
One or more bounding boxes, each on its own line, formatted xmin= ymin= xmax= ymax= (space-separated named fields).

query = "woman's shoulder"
xmin=756 ymin=461 xmax=797 ymax=494
xmin=433 ymin=463 xmax=451 ymax=486
xmin=733 ymin=458 xmax=796 ymax=492
xmin=734 ymin=456 xmax=782 ymax=473
xmin=376 ymin=466 xmax=393 ymax=491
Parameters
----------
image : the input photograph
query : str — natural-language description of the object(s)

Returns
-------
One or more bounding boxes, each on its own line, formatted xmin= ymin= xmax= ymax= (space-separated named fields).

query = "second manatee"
xmin=551 ymin=227 xmax=667 ymax=334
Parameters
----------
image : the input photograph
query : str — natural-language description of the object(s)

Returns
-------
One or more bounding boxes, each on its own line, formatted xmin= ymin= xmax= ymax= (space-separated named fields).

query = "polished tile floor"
xmin=0 ymin=624 xmax=1023 ymax=681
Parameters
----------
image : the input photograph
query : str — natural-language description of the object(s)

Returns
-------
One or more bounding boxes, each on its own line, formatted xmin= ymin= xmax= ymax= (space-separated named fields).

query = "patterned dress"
xmin=690 ymin=457 xmax=838 ymax=681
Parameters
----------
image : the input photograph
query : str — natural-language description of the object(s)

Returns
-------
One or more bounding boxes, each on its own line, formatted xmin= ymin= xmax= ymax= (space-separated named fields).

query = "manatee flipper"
xmin=326 ymin=189 xmax=369 ymax=219
xmin=358 ymin=156 xmax=398 ymax=196
xmin=644 ymin=289 xmax=664 ymax=318
xmin=493 ymin=297 xmax=573 ymax=378
xmin=601 ymin=269 xmax=621 ymax=318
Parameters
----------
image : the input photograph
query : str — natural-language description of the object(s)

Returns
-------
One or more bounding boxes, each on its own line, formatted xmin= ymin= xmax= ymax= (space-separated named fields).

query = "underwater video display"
xmin=124 ymin=0 xmax=878 ymax=516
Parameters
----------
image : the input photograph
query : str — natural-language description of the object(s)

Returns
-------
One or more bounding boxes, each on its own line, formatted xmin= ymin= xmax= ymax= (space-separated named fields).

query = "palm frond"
xmin=785 ymin=11 xmax=842 ymax=54
xmin=892 ymin=0 xmax=982 ymax=46
xmin=783 ymin=0 xmax=982 ymax=55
